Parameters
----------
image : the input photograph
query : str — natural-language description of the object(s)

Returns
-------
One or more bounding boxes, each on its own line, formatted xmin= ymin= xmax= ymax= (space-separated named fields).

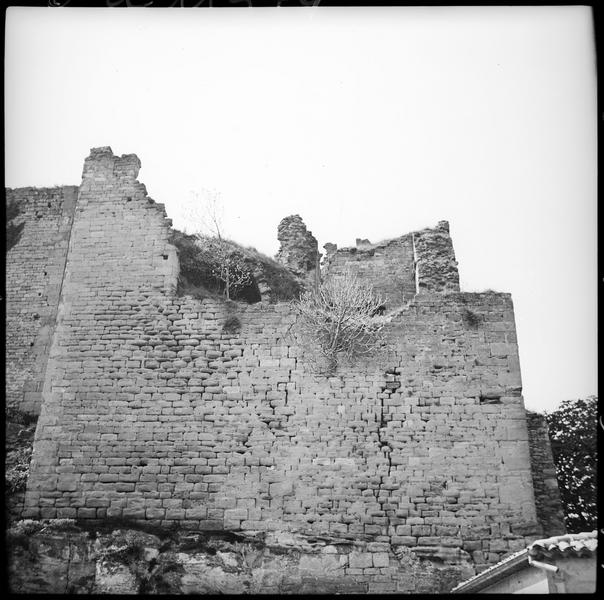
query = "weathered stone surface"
xmin=322 ymin=220 xmax=459 ymax=306
xmin=413 ymin=220 xmax=460 ymax=293
xmin=6 ymin=521 xmax=475 ymax=594
xmin=322 ymin=234 xmax=417 ymax=307
xmin=275 ymin=214 xmax=319 ymax=277
xmin=5 ymin=185 xmax=78 ymax=415
xmin=526 ymin=411 xmax=566 ymax=536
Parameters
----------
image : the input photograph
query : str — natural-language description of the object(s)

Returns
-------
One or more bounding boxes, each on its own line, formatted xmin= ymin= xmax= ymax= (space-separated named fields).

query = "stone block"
xmin=372 ymin=552 xmax=390 ymax=568
xmin=411 ymin=525 xmax=432 ymax=536
xmin=182 ymin=506 xmax=207 ymax=523
xmin=345 ymin=551 xmax=370 ymax=569
xmin=39 ymin=507 xmax=58 ymax=518
xmin=391 ymin=536 xmax=417 ymax=546
xmin=122 ymin=508 xmax=145 ymax=519
xmin=57 ymin=476 xmax=79 ymax=492
xmin=146 ymin=507 xmax=165 ymax=519
xmin=198 ymin=519 xmax=224 ymax=531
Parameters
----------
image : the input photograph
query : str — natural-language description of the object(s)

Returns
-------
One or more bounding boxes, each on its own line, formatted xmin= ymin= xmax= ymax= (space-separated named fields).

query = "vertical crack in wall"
xmin=376 ymin=392 xmax=392 ymax=479
xmin=379 ymin=368 xmax=400 ymax=480
xmin=372 ymin=368 xmax=400 ymax=537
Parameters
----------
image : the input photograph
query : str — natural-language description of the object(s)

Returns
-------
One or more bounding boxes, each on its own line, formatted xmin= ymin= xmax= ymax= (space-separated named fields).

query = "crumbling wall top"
xmin=82 ymin=146 xmax=142 ymax=180
xmin=321 ymin=221 xmax=460 ymax=305
xmin=413 ymin=221 xmax=460 ymax=293
xmin=275 ymin=214 xmax=319 ymax=277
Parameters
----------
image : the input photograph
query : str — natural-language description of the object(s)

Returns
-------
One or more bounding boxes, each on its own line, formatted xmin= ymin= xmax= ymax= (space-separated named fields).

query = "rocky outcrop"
xmin=7 ymin=520 xmax=475 ymax=594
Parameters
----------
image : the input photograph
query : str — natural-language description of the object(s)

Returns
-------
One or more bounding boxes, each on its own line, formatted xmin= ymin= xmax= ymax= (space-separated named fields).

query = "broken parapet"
xmin=412 ymin=220 xmax=460 ymax=293
xmin=321 ymin=221 xmax=460 ymax=307
xmin=82 ymin=146 xmax=142 ymax=180
xmin=322 ymin=235 xmax=416 ymax=307
xmin=276 ymin=215 xmax=320 ymax=279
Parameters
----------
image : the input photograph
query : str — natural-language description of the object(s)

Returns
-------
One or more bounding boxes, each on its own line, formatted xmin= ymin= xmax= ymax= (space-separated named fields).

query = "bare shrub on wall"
xmin=291 ymin=270 xmax=387 ymax=375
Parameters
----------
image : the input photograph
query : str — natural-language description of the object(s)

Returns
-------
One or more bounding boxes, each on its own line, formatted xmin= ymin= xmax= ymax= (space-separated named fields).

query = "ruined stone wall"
xmin=413 ymin=220 xmax=460 ymax=293
xmin=12 ymin=147 xmax=555 ymax=593
xmin=276 ymin=214 xmax=319 ymax=278
xmin=322 ymin=220 xmax=460 ymax=308
xmin=322 ymin=234 xmax=417 ymax=308
xmin=526 ymin=412 xmax=566 ymax=536
xmin=5 ymin=186 xmax=78 ymax=415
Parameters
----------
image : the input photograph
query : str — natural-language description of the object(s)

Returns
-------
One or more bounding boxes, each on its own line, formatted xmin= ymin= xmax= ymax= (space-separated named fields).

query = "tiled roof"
xmin=451 ymin=548 xmax=528 ymax=592
xmin=451 ymin=531 xmax=598 ymax=593
xmin=528 ymin=530 xmax=597 ymax=560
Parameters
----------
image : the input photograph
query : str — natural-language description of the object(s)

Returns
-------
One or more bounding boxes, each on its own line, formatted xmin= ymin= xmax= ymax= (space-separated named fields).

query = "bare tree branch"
xmin=290 ymin=270 xmax=387 ymax=375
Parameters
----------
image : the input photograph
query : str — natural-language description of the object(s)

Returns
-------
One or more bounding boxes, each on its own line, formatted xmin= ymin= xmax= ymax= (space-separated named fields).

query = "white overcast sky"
xmin=5 ymin=6 xmax=597 ymax=413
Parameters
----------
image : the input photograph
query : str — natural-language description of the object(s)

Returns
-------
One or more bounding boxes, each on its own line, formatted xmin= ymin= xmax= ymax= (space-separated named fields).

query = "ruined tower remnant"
xmin=275 ymin=214 xmax=319 ymax=277
xmin=413 ymin=220 xmax=460 ymax=293
xmin=6 ymin=148 xmax=565 ymax=594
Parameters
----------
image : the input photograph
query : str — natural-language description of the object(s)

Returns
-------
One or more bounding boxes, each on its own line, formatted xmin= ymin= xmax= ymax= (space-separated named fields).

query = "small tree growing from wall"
xmin=291 ymin=270 xmax=387 ymax=375
xmin=197 ymin=235 xmax=252 ymax=301
xmin=182 ymin=189 xmax=252 ymax=300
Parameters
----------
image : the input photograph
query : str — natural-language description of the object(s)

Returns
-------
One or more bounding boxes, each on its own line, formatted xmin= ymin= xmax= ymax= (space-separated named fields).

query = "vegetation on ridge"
xmin=171 ymin=229 xmax=301 ymax=303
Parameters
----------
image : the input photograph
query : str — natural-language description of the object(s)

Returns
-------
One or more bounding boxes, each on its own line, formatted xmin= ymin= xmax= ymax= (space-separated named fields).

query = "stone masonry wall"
xmin=15 ymin=147 xmax=555 ymax=592
xmin=5 ymin=186 xmax=78 ymax=415
xmin=413 ymin=220 xmax=460 ymax=293
xmin=24 ymin=146 xmax=178 ymax=520
xmin=322 ymin=219 xmax=460 ymax=308
xmin=526 ymin=412 xmax=566 ymax=536
xmin=275 ymin=214 xmax=319 ymax=277
xmin=322 ymin=234 xmax=418 ymax=308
